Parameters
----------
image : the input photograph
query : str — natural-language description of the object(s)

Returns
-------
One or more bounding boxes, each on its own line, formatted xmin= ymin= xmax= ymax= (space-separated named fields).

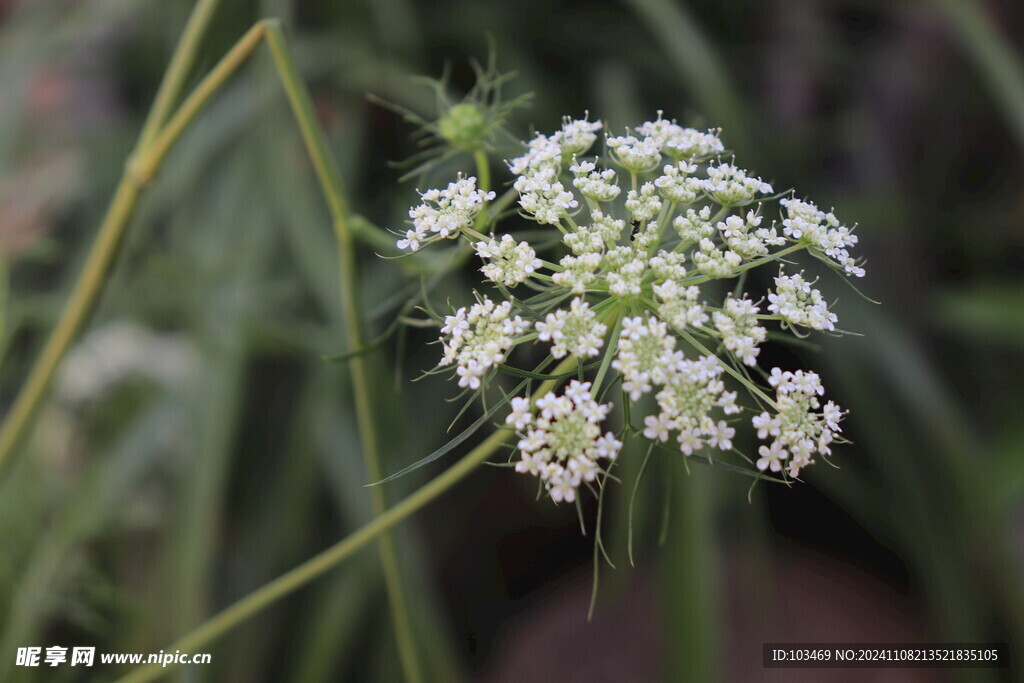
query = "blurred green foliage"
xmin=0 ymin=0 xmax=1021 ymax=681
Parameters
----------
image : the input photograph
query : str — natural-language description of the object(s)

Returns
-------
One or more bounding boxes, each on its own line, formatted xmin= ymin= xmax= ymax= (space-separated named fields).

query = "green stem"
xmin=0 ymin=10 xmax=420 ymax=680
xmin=592 ymin=311 xmax=623 ymax=391
xmin=473 ymin=148 xmax=491 ymax=194
xmin=928 ymin=0 xmax=1024 ymax=153
xmin=0 ymin=0 xmax=226 ymax=477
xmin=462 ymin=226 xmax=490 ymax=242
xmin=136 ymin=0 xmax=223 ymax=149
xmin=662 ymin=467 xmax=720 ymax=682
xmin=490 ymin=186 xmax=519 ymax=216
xmin=676 ymin=327 xmax=776 ymax=408
xmin=472 ymin=148 xmax=492 ymax=231
xmin=133 ymin=21 xmax=269 ymax=183
xmin=115 ymin=355 xmax=580 ymax=683
xmin=263 ymin=21 xmax=421 ymax=683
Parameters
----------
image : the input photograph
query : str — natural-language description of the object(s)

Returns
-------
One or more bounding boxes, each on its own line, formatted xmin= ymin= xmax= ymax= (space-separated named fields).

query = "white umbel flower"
xmin=717 ymin=211 xmax=781 ymax=259
xmin=712 ymin=295 xmax=767 ymax=366
xmin=652 ymin=355 xmax=740 ymax=455
xmin=636 ymin=111 xmax=725 ymax=159
xmin=691 ymin=238 xmax=743 ymax=279
xmin=702 ymin=162 xmax=773 ymax=206
xmin=767 ymin=271 xmax=838 ymax=331
xmin=654 ymin=280 xmax=707 ymax=330
xmin=552 ymin=253 xmax=602 ymax=293
xmin=625 ymin=182 xmax=662 ymax=222
xmin=556 ymin=115 xmax=603 ymax=156
xmin=612 ymin=315 xmax=681 ymax=400
xmin=511 ymin=380 xmax=621 ymax=503
xmin=673 ymin=206 xmax=716 ymax=243
xmin=513 ymin=166 xmax=579 ymax=226
xmin=654 ymin=161 xmax=703 ymax=204
xmin=475 ymin=234 xmax=542 ymax=287
xmin=570 ymin=159 xmax=622 ymax=203
xmin=781 ymin=198 xmax=864 ymax=277
xmin=606 ymin=257 xmax=647 ymax=298
xmin=391 ymin=110 xmax=866 ymax=505
xmin=752 ymin=368 xmax=845 ymax=478
xmin=397 ymin=174 xmax=494 ymax=251
xmin=648 ymin=251 xmax=688 ymax=281
xmin=508 ymin=115 xmax=602 ymax=178
xmin=439 ymin=296 xmax=529 ymax=390
xmin=564 ymin=210 xmax=625 ymax=255
xmin=535 ymin=297 xmax=608 ymax=359
xmin=606 ymin=133 xmax=662 ymax=173
xmin=508 ymin=133 xmax=563 ymax=176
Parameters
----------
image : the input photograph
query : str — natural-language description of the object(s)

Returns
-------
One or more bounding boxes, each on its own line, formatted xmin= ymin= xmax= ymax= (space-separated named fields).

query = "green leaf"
xmin=369 ymin=378 xmax=527 ymax=486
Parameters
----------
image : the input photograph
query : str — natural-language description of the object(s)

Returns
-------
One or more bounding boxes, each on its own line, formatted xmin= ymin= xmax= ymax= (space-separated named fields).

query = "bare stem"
xmin=0 ymin=0 xmax=226 ymax=476
xmin=0 ymin=9 xmax=420 ymax=682
xmin=136 ymin=0 xmax=223 ymax=149
xmin=115 ymin=355 xmax=580 ymax=683
xmin=262 ymin=21 xmax=422 ymax=683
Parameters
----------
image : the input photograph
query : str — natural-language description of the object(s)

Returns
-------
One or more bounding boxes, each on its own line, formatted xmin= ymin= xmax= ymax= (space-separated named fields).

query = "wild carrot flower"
xmin=393 ymin=110 xmax=865 ymax=504
xmin=512 ymin=380 xmax=621 ymax=503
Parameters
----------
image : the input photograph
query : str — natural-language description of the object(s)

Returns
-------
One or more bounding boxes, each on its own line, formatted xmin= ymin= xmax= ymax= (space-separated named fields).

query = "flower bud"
xmin=438 ymin=102 xmax=488 ymax=151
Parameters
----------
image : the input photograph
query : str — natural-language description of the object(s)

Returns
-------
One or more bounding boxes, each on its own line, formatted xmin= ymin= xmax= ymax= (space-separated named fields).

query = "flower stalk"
xmin=115 ymin=354 xmax=581 ymax=683
xmin=0 ymin=0 xmax=226 ymax=475
xmin=0 ymin=8 xmax=430 ymax=682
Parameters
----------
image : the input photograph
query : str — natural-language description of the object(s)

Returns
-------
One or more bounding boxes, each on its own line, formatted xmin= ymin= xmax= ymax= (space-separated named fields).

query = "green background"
xmin=0 ymin=0 xmax=1021 ymax=680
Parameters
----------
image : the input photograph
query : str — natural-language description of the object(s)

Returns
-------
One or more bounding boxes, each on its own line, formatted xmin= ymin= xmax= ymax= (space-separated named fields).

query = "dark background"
xmin=0 ymin=0 xmax=1021 ymax=680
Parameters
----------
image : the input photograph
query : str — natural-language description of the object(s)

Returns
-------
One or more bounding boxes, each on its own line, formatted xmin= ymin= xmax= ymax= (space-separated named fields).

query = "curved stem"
xmin=115 ymin=355 xmax=580 ymax=683
xmin=0 ymin=0 xmax=225 ymax=477
xmin=263 ymin=22 xmax=421 ymax=682
xmin=136 ymin=0 xmax=223 ymax=149
xmin=132 ymin=21 xmax=269 ymax=184
xmin=0 ymin=11 xmax=423 ymax=681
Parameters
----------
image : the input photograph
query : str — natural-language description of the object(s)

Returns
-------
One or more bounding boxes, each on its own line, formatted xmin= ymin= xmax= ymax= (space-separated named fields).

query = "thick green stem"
xmin=263 ymin=21 xmax=421 ymax=683
xmin=132 ymin=21 xmax=269 ymax=183
xmin=0 ymin=0 xmax=226 ymax=477
xmin=472 ymin=148 xmax=492 ymax=232
xmin=473 ymin=148 xmax=491 ymax=193
xmin=928 ymin=0 xmax=1024 ymax=154
xmin=136 ymin=0 xmax=223 ymax=149
xmin=0 ymin=179 xmax=138 ymax=475
xmin=0 ymin=9 xmax=419 ymax=680
xmin=662 ymin=467 xmax=720 ymax=681
xmin=115 ymin=355 xmax=580 ymax=683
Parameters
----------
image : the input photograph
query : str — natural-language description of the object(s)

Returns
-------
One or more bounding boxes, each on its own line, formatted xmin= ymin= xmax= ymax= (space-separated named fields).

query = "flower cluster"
xmin=509 ymin=381 xmax=622 ymax=503
xmin=752 ymin=369 xmax=845 ymax=478
xmin=612 ymin=316 xmax=680 ymax=400
xmin=397 ymin=174 xmax=494 ymax=251
xmin=712 ymin=296 xmax=767 ymax=366
xmin=475 ymin=234 xmax=542 ymax=287
xmin=641 ymin=353 xmax=740 ymax=453
xmin=781 ymin=198 xmax=864 ymax=277
xmin=439 ymin=296 xmax=529 ymax=390
xmin=536 ymin=297 xmax=607 ymax=359
xmin=636 ymin=111 xmax=725 ymax=159
xmin=395 ymin=110 xmax=865 ymax=503
xmin=767 ymin=271 xmax=838 ymax=332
